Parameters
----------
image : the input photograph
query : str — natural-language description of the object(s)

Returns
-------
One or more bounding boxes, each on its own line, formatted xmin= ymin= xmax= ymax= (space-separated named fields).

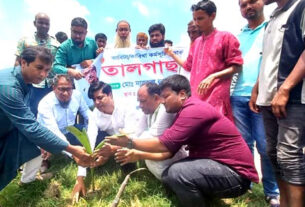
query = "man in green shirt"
xmin=0 ymin=46 xmax=95 ymax=191
xmin=53 ymin=17 xmax=99 ymax=80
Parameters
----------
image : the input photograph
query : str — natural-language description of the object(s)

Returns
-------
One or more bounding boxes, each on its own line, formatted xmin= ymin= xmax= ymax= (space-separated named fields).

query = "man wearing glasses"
xmin=20 ymin=74 xmax=91 ymax=184
xmin=53 ymin=17 xmax=100 ymax=80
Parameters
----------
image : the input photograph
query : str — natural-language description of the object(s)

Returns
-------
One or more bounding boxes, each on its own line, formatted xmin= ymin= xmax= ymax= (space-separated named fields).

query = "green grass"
xmin=0 ymin=155 xmax=268 ymax=207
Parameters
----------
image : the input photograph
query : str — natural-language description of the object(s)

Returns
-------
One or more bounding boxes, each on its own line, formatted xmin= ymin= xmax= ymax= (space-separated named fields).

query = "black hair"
xmin=142 ymin=82 xmax=161 ymax=96
xmin=88 ymin=81 xmax=112 ymax=99
xmin=164 ymin=40 xmax=173 ymax=45
xmin=95 ymin=33 xmax=107 ymax=41
xmin=55 ymin=31 xmax=68 ymax=43
xmin=160 ymin=74 xmax=191 ymax=97
xmin=148 ymin=23 xmax=165 ymax=35
xmin=20 ymin=46 xmax=53 ymax=65
xmin=71 ymin=17 xmax=88 ymax=29
xmin=191 ymin=0 xmax=217 ymax=16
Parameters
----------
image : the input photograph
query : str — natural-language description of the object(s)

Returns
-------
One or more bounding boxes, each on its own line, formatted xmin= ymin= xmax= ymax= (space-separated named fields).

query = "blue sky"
xmin=0 ymin=0 xmax=276 ymax=68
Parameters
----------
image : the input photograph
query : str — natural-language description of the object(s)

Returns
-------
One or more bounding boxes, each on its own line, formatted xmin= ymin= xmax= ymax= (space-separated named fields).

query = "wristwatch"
xmin=127 ymin=137 xmax=133 ymax=149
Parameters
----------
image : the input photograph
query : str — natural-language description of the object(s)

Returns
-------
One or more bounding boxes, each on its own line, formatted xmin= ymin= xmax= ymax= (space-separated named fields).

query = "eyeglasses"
xmin=57 ymin=87 xmax=73 ymax=92
xmin=71 ymin=30 xmax=86 ymax=36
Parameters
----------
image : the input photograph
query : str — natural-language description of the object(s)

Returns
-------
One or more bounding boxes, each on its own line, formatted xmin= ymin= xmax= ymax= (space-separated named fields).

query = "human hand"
xmin=164 ymin=47 xmax=174 ymax=57
xmin=96 ymin=47 xmax=104 ymax=56
xmin=271 ymin=87 xmax=289 ymax=118
xmin=67 ymin=145 xmax=93 ymax=167
xmin=72 ymin=176 xmax=86 ymax=204
xmin=197 ymin=75 xmax=215 ymax=95
xmin=90 ymin=154 xmax=109 ymax=168
xmin=105 ymin=134 xmax=129 ymax=148
xmin=41 ymin=149 xmax=51 ymax=160
xmin=249 ymin=83 xmax=260 ymax=113
xmin=115 ymin=148 xmax=141 ymax=165
xmin=80 ymin=59 xmax=93 ymax=68
xmin=67 ymin=69 xmax=83 ymax=80
xmin=93 ymin=143 xmax=115 ymax=158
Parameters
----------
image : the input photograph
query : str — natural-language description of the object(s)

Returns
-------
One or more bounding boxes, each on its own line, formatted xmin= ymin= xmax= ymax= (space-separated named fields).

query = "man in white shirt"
xmin=115 ymin=82 xmax=188 ymax=180
xmin=37 ymin=74 xmax=90 ymax=144
xmin=72 ymin=81 xmax=139 ymax=198
xmin=21 ymin=74 xmax=91 ymax=184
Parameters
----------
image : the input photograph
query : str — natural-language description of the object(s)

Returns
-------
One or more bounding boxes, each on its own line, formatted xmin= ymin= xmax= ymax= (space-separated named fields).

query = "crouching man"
xmin=72 ymin=81 xmax=139 ymax=198
xmin=0 ymin=46 xmax=93 ymax=191
xmin=20 ymin=74 xmax=91 ymax=184
xmin=114 ymin=82 xmax=188 ymax=180
xmin=106 ymin=74 xmax=259 ymax=207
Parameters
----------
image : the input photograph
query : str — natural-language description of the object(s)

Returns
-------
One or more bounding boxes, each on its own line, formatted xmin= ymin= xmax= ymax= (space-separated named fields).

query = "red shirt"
xmin=183 ymin=29 xmax=243 ymax=121
xmin=159 ymin=97 xmax=259 ymax=183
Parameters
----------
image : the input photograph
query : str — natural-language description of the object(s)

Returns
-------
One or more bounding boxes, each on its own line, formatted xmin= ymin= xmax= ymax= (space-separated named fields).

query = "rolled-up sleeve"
xmin=53 ymin=45 xmax=69 ymax=74
xmin=77 ymin=166 xmax=87 ymax=177
xmin=223 ymin=33 xmax=243 ymax=67
xmin=0 ymin=85 xmax=68 ymax=154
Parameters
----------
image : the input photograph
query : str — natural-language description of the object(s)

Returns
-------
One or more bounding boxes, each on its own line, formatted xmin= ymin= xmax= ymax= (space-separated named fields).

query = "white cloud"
xmin=190 ymin=0 xmax=200 ymax=4
xmin=0 ymin=0 xmax=278 ymax=70
xmin=0 ymin=39 xmax=18 ymax=69
xmin=182 ymin=0 xmax=276 ymax=36
xmin=23 ymin=0 xmax=90 ymax=36
xmin=105 ymin=16 xmax=116 ymax=23
xmin=0 ymin=0 xmax=90 ymax=69
xmin=176 ymin=33 xmax=190 ymax=47
xmin=132 ymin=1 xmax=150 ymax=17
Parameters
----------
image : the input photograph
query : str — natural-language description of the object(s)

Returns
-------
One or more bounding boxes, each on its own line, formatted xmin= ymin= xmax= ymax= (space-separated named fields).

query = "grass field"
xmin=0 ymin=155 xmax=268 ymax=207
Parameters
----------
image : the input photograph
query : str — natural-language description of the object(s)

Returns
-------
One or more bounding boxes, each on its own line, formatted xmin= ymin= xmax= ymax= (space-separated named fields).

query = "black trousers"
xmin=162 ymin=158 xmax=250 ymax=207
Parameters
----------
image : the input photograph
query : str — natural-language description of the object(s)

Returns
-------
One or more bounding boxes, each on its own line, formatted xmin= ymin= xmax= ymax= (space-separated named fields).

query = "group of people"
xmin=0 ymin=0 xmax=305 ymax=206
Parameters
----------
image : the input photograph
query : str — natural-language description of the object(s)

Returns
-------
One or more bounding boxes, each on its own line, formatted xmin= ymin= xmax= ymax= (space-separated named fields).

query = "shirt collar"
xmin=271 ymin=0 xmax=299 ymax=18
xmin=13 ymin=66 xmax=32 ymax=94
xmin=53 ymin=92 xmax=61 ymax=105
xmin=202 ymin=28 xmax=217 ymax=40
xmin=148 ymin=104 xmax=161 ymax=127
xmin=52 ymin=91 xmax=74 ymax=108
xmin=34 ymin=32 xmax=50 ymax=45
xmin=71 ymin=37 xmax=89 ymax=48
xmin=241 ymin=21 xmax=267 ymax=33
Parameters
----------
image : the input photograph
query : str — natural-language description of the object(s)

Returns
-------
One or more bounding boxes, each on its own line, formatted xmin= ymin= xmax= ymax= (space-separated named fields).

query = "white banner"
xmin=75 ymin=47 xmax=186 ymax=108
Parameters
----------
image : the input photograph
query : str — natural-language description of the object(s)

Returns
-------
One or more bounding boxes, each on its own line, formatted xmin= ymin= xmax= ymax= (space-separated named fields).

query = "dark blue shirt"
xmin=0 ymin=66 xmax=68 ymax=190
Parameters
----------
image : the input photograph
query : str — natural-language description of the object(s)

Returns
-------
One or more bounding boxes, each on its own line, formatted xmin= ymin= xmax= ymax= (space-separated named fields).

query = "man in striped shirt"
xmin=0 ymin=46 xmax=95 ymax=191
